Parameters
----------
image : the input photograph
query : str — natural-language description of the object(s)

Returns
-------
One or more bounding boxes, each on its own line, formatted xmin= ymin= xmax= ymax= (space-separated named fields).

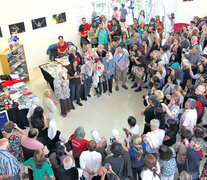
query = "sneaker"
xmin=122 ymin=85 xmax=128 ymax=90
xmin=115 ymin=86 xmax=119 ymax=91
xmin=131 ymin=83 xmax=138 ymax=88
xmin=131 ymin=77 xmax=135 ymax=82
xmin=60 ymin=113 xmax=67 ymax=117
xmin=109 ymin=90 xmax=113 ymax=93
xmin=82 ymin=97 xmax=87 ymax=101
xmin=103 ymin=90 xmax=106 ymax=93
xmin=71 ymin=104 xmax=75 ymax=110
xmin=97 ymin=94 xmax=101 ymax=97
xmin=128 ymin=74 xmax=133 ymax=79
xmin=135 ymin=87 xmax=142 ymax=92
xmin=88 ymin=94 xmax=91 ymax=98
xmin=76 ymin=101 xmax=83 ymax=106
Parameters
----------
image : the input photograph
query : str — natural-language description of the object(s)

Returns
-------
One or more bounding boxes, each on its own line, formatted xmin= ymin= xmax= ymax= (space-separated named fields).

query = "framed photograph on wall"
xmin=32 ymin=17 xmax=47 ymax=30
xmin=9 ymin=22 xmax=26 ymax=35
xmin=0 ymin=27 xmax=2 ymax=37
xmin=53 ymin=12 xmax=66 ymax=24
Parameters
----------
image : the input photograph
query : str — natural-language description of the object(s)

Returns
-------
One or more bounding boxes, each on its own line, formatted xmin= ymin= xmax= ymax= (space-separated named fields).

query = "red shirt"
xmin=56 ymin=41 xmax=67 ymax=55
xmin=71 ymin=136 xmax=89 ymax=158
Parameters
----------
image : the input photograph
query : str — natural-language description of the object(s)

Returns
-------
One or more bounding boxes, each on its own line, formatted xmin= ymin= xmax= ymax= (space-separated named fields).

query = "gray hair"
xmin=63 ymin=156 xmax=73 ymax=170
xmin=198 ymin=85 xmax=206 ymax=94
xmin=186 ymin=98 xmax=196 ymax=109
xmin=74 ymin=126 xmax=85 ymax=141
xmin=70 ymin=46 xmax=76 ymax=51
xmin=154 ymin=90 xmax=164 ymax=101
xmin=149 ymin=95 xmax=159 ymax=106
xmin=179 ymin=171 xmax=192 ymax=180
xmin=150 ymin=119 xmax=160 ymax=129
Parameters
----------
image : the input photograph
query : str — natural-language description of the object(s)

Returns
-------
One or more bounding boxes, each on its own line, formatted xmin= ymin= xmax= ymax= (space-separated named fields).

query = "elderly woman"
xmin=56 ymin=36 xmax=68 ymax=57
xmin=102 ymin=52 xmax=115 ymax=93
xmin=85 ymin=44 xmax=99 ymax=63
xmin=68 ymin=46 xmax=82 ymax=65
xmin=71 ymin=126 xmax=89 ymax=168
xmin=81 ymin=62 xmax=93 ymax=100
xmin=96 ymin=44 xmax=107 ymax=58
xmin=54 ymin=71 xmax=72 ymax=117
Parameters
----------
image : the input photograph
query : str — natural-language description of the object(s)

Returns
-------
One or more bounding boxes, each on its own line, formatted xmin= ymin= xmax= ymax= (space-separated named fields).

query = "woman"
xmin=131 ymin=46 xmax=146 ymax=92
xmin=85 ymin=44 xmax=99 ymax=63
xmin=56 ymin=36 xmax=68 ymax=57
xmin=181 ymin=25 xmax=190 ymax=38
xmin=113 ymin=7 xmax=119 ymax=21
xmin=4 ymin=122 xmax=26 ymax=178
xmin=138 ymin=10 xmax=145 ymax=25
xmin=67 ymin=59 xmax=83 ymax=106
xmin=96 ymin=44 xmax=107 ymax=58
xmin=30 ymin=106 xmax=47 ymax=144
xmin=169 ymin=53 xmax=180 ymax=69
xmin=100 ymin=15 xmax=107 ymax=28
xmin=161 ymin=94 xmax=180 ymax=124
xmin=93 ymin=58 xmax=104 ymax=97
xmin=54 ymin=71 xmax=72 ymax=116
xmin=71 ymin=126 xmax=89 ymax=167
xmin=140 ymin=154 xmax=160 ymax=180
xmin=129 ymin=135 xmax=146 ymax=180
xmin=159 ymin=145 xmax=177 ymax=180
xmin=164 ymin=36 xmax=174 ymax=49
xmin=43 ymin=89 xmax=57 ymax=123
xmin=149 ymin=33 xmax=160 ymax=53
xmin=162 ymin=75 xmax=176 ymax=97
xmin=138 ymin=22 xmax=145 ymax=41
xmin=142 ymin=38 xmax=150 ymax=57
xmin=24 ymin=150 xmax=54 ymax=180
xmin=120 ymin=31 xmax=128 ymax=50
xmin=174 ymin=85 xmax=184 ymax=106
xmin=160 ymin=45 xmax=169 ymax=65
xmin=102 ymin=52 xmax=115 ymax=94
xmin=148 ymin=50 xmax=162 ymax=77
xmin=171 ymin=37 xmax=182 ymax=60
xmin=163 ymin=118 xmax=179 ymax=147
xmin=68 ymin=46 xmax=82 ymax=65
xmin=45 ymin=120 xmax=65 ymax=152
xmin=132 ymin=18 xmax=139 ymax=29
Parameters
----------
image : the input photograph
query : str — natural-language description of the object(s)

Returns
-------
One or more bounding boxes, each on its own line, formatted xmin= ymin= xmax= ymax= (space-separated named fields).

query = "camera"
xmin=110 ymin=137 xmax=115 ymax=143
xmin=129 ymin=51 xmax=136 ymax=58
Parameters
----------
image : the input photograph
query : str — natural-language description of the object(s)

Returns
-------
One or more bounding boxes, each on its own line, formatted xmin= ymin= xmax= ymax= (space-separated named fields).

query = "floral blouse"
xmin=8 ymin=134 xmax=24 ymax=163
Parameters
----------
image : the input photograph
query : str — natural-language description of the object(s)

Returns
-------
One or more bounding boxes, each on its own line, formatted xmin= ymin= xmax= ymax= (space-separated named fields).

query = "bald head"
xmin=0 ymin=138 xmax=9 ymax=150
xmin=191 ymin=36 xmax=198 ymax=44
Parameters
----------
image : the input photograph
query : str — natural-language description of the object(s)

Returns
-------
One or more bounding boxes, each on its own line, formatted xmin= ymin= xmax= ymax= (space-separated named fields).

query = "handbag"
xmin=65 ymin=134 xmax=74 ymax=152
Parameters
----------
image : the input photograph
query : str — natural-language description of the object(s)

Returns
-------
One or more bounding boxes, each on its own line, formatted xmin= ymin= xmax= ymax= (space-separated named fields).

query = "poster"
xmin=53 ymin=12 xmax=66 ymax=24
xmin=32 ymin=17 xmax=47 ymax=30
xmin=0 ymin=111 xmax=9 ymax=132
xmin=0 ymin=27 xmax=2 ymax=37
xmin=9 ymin=22 xmax=26 ymax=35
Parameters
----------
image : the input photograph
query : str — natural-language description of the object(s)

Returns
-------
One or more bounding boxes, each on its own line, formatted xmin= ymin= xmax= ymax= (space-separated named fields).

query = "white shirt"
xmin=80 ymin=150 xmax=102 ymax=180
xmin=129 ymin=125 xmax=140 ymax=135
xmin=161 ymin=53 xmax=169 ymax=65
xmin=180 ymin=109 xmax=197 ymax=133
xmin=141 ymin=161 xmax=160 ymax=180
xmin=151 ymin=129 xmax=165 ymax=146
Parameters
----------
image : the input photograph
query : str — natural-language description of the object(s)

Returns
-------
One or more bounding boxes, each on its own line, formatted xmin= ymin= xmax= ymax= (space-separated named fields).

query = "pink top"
xmin=21 ymin=135 xmax=44 ymax=150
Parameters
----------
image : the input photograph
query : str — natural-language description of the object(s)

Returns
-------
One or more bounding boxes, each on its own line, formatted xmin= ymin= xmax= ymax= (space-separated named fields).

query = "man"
xmin=195 ymin=85 xmax=207 ymax=124
xmin=79 ymin=17 xmax=90 ymax=47
xmin=110 ymin=18 xmax=122 ymax=42
xmin=190 ymin=36 xmax=202 ymax=52
xmin=181 ymin=32 xmax=190 ymax=50
xmin=80 ymin=140 xmax=102 ymax=180
xmin=119 ymin=4 xmax=127 ymax=29
xmin=92 ymin=10 xmax=100 ymax=24
xmin=184 ymin=138 xmax=204 ymax=180
xmin=180 ymin=98 xmax=197 ymax=133
xmin=188 ymin=20 xmax=199 ymax=36
xmin=188 ymin=45 xmax=201 ymax=74
xmin=114 ymin=43 xmax=129 ymax=91
xmin=81 ymin=62 xmax=93 ymax=101
xmin=128 ymin=33 xmax=142 ymax=49
xmin=0 ymin=138 xmax=20 ymax=180
xmin=155 ymin=15 xmax=164 ymax=40
xmin=165 ymin=13 xmax=174 ymax=38
xmin=96 ymin=23 xmax=111 ymax=51
xmin=143 ymin=119 xmax=165 ymax=156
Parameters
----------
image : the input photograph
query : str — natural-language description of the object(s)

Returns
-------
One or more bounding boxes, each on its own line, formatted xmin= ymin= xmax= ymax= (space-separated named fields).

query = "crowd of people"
xmin=0 ymin=5 xmax=207 ymax=180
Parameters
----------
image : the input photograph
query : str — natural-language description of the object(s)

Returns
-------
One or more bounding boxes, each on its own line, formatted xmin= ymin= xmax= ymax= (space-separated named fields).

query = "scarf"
xmin=48 ymin=120 xmax=57 ymax=140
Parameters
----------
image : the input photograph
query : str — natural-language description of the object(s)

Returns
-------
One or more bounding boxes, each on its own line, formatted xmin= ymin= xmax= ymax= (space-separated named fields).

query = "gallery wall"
xmin=175 ymin=0 xmax=207 ymax=23
xmin=0 ymin=0 xmax=90 ymax=73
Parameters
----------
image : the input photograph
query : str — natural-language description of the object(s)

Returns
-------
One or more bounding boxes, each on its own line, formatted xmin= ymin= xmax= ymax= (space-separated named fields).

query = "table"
xmin=39 ymin=62 xmax=85 ymax=100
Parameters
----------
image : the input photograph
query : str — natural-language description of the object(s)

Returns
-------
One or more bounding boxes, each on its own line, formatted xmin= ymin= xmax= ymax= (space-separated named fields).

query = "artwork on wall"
xmin=183 ymin=0 xmax=193 ymax=1
xmin=32 ymin=17 xmax=47 ymax=30
xmin=53 ymin=12 xmax=66 ymax=24
xmin=9 ymin=22 xmax=25 ymax=35
xmin=0 ymin=27 xmax=2 ymax=37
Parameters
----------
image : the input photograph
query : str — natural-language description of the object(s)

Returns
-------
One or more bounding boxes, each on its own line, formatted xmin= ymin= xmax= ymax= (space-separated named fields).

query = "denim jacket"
xmin=102 ymin=57 xmax=115 ymax=76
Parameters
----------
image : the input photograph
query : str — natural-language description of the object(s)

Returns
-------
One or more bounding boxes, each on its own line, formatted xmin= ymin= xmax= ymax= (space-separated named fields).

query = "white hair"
xmin=150 ymin=119 xmax=160 ymax=129
xmin=63 ymin=156 xmax=73 ymax=170
xmin=198 ymin=85 xmax=206 ymax=94
xmin=186 ymin=98 xmax=196 ymax=109
xmin=0 ymin=140 xmax=9 ymax=150
xmin=70 ymin=46 xmax=76 ymax=51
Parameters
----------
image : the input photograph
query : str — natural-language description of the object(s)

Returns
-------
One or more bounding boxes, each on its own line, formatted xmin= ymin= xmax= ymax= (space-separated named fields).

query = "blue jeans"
xmin=83 ymin=76 xmax=92 ymax=98
xmin=70 ymin=83 xmax=81 ymax=102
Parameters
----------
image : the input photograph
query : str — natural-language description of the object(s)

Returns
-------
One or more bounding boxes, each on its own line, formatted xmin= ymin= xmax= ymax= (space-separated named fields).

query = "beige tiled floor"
xmin=26 ymin=68 xmax=146 ymax=142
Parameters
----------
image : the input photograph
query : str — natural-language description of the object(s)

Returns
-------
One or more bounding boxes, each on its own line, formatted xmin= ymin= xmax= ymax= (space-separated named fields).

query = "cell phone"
xmin=105 ymin=163 xmax=109 ymax=170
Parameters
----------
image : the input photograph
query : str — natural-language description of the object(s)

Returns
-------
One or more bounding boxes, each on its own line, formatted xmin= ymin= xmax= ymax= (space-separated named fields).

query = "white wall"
xmin=0 ymin=0 xmax=90 ymax=73
xmin=175 ymin=0 xmax=207 ymax=23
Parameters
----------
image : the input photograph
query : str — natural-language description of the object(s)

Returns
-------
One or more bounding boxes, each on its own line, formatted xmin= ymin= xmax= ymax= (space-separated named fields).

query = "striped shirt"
xmin=0 ymin=150 xmax=19 ymax=176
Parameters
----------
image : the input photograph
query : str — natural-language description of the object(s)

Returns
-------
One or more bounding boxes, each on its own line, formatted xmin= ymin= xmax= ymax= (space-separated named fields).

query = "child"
xmin=43 ymin=89 xmax=57 ymax=122
xmin=184 ymin=138 xmax=204 ymax=180
xmin=129 ymin=135 xmax=146 ymax=180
